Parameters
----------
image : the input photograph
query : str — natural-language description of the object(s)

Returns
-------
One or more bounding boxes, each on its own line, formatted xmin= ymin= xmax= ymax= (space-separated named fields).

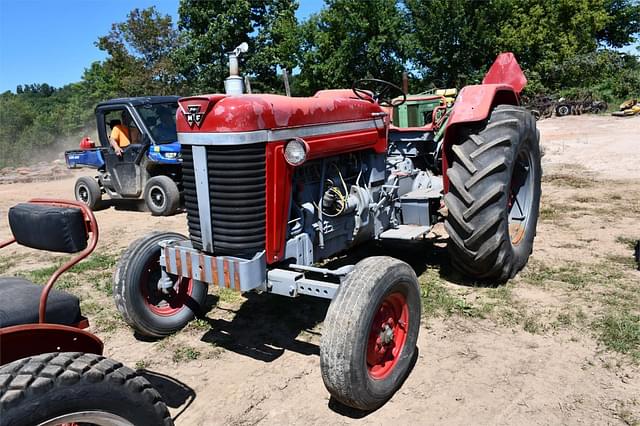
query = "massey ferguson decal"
xmin=184 ymin=105 xmax=205 ymax=128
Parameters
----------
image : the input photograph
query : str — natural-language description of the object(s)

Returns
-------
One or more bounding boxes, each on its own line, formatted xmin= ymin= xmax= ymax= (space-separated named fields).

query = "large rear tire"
xmin=0 ymin=352 xmax=172 ymax=426
xmin=444 ymin=104 xmax=541 ymax=282
xmin=144 ymin=176 xmax=180 ymax=216
xmin=74 ymin=176 xmax=103 ymax=210
xmin=113 ymin=232 xmax=207 ymax=338
xmin=320 ymin=257 xmax=420 ymax=411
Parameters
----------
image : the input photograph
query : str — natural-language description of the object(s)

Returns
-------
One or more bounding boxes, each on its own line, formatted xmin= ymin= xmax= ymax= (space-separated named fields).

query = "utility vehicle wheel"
xmin=74 ymin=176 xmax=103 ymax=210
xmin=114 ymin=232 xmax=207 ymax=338
xmin=0 ymin=352 xmax=172 ymax=426
xmin=144 ymin=176 xmax=180 ymax=216
xmin=320 ymin=257 xmax=420 ymax=411
xmin=444 ymin=104 xmax=541 ymax=282
xmin=555 ymin=104 xmax=571 ymax=117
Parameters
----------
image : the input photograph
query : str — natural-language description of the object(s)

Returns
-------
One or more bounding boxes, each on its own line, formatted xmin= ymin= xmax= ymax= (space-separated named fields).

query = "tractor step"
xmin=379 ymin=225 xmax=431 ymax=240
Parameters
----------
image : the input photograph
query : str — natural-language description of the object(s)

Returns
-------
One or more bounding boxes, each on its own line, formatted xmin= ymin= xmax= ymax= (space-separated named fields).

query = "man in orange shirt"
xmin=109 ymin=113 xmax=140 ymax=156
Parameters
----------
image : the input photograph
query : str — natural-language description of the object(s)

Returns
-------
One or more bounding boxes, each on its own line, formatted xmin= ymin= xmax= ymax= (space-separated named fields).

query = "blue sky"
xmin=0 ymin=0 xmax=323 ymax=93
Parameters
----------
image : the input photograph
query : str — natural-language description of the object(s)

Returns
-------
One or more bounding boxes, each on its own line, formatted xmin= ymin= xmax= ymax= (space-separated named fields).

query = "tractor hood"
xmin=176 ymin=90 xmax=384 ymax=134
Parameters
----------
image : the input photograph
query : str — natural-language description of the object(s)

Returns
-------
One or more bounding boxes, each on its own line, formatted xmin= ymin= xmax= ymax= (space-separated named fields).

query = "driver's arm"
xmin=109 ymin=127 xmax=124 ymax=156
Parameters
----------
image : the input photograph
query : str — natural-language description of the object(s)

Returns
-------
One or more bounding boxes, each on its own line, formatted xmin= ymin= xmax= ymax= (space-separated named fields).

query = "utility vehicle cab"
xmin=65 ymin=96 xmax=183 ymax=216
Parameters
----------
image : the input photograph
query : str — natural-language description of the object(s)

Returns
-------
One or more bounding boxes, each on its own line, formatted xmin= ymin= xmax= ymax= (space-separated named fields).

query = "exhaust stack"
xmin=225 ymin=42 xmax=249 ymax=95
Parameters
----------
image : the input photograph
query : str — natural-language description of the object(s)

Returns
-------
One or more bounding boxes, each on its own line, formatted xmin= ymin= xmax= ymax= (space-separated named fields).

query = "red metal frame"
xmin=0 ymin=323 xmax=103 ymax=365
xmin=0 ymin=199 xmax=99 ymax=323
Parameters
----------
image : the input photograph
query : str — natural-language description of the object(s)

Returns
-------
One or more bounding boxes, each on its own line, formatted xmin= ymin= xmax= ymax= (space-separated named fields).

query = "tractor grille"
xmin=182 ymin=143 xmax=266 ymax=256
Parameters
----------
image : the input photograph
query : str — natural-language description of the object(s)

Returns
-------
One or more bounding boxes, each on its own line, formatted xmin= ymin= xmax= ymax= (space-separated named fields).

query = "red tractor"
xmin=114 ymin=52 xmax=541 ymax=410
xmin=0 ymin=200 xmax=172 ymax=425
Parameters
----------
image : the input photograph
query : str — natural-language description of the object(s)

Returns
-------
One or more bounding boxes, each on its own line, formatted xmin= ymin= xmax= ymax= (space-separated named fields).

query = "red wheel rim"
xmin=140 ymin=257 xmax=193 ymax=316
xmin=366 ymin=292 xmax=409 ymax=380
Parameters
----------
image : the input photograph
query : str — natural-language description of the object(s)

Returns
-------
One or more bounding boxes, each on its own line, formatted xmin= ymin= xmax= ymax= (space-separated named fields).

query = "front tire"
xmin=320 ymin=257 xmax=421 ymax=411
xmin=144 ymin=176 xmax=180 ymax=216
xmin=113 ymin=232 xmax=207 ymax=338
xmin=74 ymin=176 xmax=103 ymax=210
xmin=0 ymin=352 xmax=172 ymax=426
xmin=444 ymin=104 xmax=541 ymax=282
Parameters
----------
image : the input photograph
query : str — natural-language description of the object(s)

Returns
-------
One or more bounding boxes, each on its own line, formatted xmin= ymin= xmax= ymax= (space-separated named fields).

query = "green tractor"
xmin=392 ymin=88 xmax=457 ymax=128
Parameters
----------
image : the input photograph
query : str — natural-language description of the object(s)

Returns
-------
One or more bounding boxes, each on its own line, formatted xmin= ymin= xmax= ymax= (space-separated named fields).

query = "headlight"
xmin=284 ymin=138 xmax=308 ymax=166
xmin=163 ymin=152 xmax=178 ymax=159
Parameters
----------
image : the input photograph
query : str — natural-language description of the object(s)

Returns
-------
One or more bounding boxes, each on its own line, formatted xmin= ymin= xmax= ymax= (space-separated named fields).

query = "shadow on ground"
xmin=195 ymin=237 xmax=488 ymax=363
xmin=139 ymin=369 xmax=196 ymax=422
xmin=325 ymin=238 xmax=487 ymax=287
xmin=200 ymin=292 xmax=329 ymax=362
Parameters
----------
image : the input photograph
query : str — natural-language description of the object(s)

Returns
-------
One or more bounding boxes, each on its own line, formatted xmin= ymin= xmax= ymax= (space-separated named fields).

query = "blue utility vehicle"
xmin=65 ymin=96 xmax=182 ymax=216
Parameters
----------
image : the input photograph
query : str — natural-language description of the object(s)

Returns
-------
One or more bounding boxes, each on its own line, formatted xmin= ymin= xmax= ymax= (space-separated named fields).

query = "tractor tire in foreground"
xmin=0 ymin=352 xmax=172 ymax=426
xmin=114 ymin=232 xmax=207 ymax=338
xmin=74 ymin=176 xmax=103 ymax=210
xmin=144 ymin=176 xmax=180 ymax=216
xmin=445 ymin=104 xmax=541 ymax=282
xmin=320 ymin=257 xmax=420 ymax=411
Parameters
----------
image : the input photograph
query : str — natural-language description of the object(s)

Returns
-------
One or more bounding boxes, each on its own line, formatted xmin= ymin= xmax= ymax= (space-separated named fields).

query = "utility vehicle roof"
xmin=96 ymin=96 xmax=180 ymax=110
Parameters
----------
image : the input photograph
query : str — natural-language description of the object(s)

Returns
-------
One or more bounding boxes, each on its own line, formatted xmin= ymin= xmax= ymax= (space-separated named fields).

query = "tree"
xmin=406 ymin=0 xmax=640 ymax=91
xmin=295 ymin=0 xmax=411 ymax=95
xmin=406 ymin=0 xmax=511 ymax=88
xmin=175 ymin=0 xmax=300 ymax=94
xmin=85 ymin=6 xmax=182 ymax=98
xmin=597 ymin=0 xmax=640 ymax=47
xmin=246 ymin=0 xmax=300 ymax=92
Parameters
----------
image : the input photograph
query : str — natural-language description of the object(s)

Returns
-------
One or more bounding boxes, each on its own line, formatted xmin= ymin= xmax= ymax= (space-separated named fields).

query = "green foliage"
xmin=0 ymin=82 xmax=96 ymax=168
xmin=295 ymin=0 xmax=410 ymax=95
xmin=89 ymin=6 xmax=183 ymax=97
xmin=406 ymin=0 xmax=640 ymax=95
xmin=595 ymin=312 xmax=640 ymax=361
xmin=406 ymin=0 xmax=509 ymax=88
xmin=175 ymin=0 xmax=300 ymax=94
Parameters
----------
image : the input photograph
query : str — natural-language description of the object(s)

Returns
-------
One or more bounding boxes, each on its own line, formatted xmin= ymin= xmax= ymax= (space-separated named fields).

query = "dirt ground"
xmin=1 ymin=114 xmax=639 ymax=425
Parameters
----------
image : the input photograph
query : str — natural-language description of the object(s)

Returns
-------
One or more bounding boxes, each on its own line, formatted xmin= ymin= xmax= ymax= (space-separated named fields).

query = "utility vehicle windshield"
xmin=135 ymin=102 xmax=178 ymax=144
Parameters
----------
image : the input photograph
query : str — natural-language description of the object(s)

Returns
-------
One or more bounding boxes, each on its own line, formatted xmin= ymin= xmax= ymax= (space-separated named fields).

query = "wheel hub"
xmin=367 ymin=292 xmax=409 ymax=380
xmin=140 ymin=257 xmax=193 ymax=316
xmin=78 ymin=187 xmax=89 ymax=203
xmin=508 ymin=147 xmax=535 ymax=246
xmin=379 ymin=322 xmax=395 ymax=346
xmin=149 ymin=186 xmax=166 ymax=209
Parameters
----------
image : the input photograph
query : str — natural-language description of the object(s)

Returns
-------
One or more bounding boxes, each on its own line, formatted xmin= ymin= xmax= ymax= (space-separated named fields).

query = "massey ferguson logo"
xmin=184 ymin=105 xmax=205 ymax=128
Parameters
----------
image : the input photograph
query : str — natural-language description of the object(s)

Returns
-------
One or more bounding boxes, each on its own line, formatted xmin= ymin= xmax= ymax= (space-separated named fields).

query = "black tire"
xmin=113 ymin=232 xmax=207 ymax=338
xmin=555 ymin=104 xmax=571 ymax=117
xmin=530 ymin=109 xmax=541 ymax=120
xmin=444 ymin=105 xmax=541 ymax=282
xmin=320 ymin=256 xmax=421 ymax=411
xmin=74 ymin=176 xmax=103 ymax=210
xmin=0 ymin=352 xmax=172 ymax=426
xmin=144 ymin=176 xmax=180 ymax=216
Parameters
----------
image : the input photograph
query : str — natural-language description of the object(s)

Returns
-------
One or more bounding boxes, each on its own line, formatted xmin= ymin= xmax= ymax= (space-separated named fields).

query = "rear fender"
xmin=441 ymin=85 xmax=520 ymax=192
xmin=0 ymin=324 xmax=104 ymax=365
xmin=441 ymin=52 xmax=526 ymax=192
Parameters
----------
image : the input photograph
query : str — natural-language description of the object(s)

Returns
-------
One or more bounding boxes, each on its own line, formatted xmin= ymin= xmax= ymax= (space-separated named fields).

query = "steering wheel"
xmin=352 ymin=78 xmax=407 ymax=107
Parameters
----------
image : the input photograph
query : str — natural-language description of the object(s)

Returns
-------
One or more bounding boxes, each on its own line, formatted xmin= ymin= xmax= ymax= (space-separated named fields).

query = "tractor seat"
xmin=0 ymin=277 xmax=82 ymax=328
